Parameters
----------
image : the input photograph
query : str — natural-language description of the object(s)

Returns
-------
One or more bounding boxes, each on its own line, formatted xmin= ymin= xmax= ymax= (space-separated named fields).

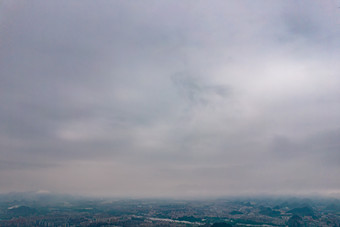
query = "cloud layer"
xmin=1 ymin=0 xmax=340 ymax=197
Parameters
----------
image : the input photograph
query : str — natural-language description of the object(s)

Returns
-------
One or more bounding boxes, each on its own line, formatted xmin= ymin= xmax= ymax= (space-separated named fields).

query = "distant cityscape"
xmin=0 ymin=192 xmax=339 ymax=226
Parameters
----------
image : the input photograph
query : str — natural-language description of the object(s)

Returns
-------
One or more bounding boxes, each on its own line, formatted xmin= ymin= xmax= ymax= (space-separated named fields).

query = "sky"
xmin=1 ymin=0 xmax=340 ymax=198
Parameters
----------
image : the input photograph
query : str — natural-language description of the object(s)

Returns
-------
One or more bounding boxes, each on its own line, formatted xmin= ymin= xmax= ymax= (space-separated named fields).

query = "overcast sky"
xmin=1 ymin=0 xmax=340 ymax=198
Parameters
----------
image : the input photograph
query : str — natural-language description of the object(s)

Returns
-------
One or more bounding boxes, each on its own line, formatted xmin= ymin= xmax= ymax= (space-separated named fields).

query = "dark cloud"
xmin=171 ymin=73 xmax=231 ymax=105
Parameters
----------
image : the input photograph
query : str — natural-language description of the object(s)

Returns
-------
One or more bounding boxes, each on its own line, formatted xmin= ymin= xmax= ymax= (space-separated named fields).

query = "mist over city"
xmin=1 ymin=1 xmax=340 ymax=226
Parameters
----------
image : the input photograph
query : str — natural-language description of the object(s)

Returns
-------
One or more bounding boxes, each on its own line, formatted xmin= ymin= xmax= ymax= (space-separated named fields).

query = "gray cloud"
xmin=171 ymin=73 xmax=231 ymax=105
xmin=0 ymin=0 xmax=340 ymax=197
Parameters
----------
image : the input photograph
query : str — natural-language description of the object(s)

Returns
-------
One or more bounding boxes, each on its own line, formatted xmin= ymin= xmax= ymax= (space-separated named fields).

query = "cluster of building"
xmin=0 ymin=196 xmax=339 ymax=226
